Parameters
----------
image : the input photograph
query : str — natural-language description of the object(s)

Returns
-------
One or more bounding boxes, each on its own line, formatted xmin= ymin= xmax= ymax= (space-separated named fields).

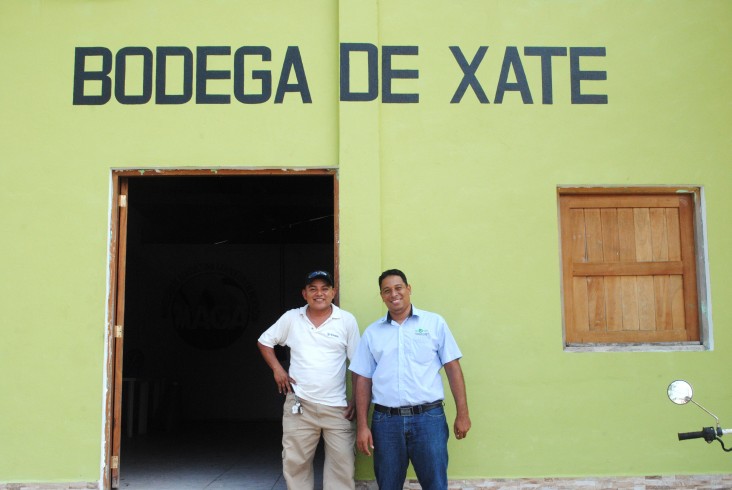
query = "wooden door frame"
xmin=102 ymin=167 xmax=339 ymax=489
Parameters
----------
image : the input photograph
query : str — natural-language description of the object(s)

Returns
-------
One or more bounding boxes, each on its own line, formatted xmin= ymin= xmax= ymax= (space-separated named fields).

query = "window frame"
xmin=557 ymin=186 xmax=711 ymax=352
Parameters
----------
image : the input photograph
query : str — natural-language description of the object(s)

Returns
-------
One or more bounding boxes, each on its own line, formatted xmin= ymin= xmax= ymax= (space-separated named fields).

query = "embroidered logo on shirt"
xmin=326 ymin=332 xmax=340 ymax=339
xmin=414 ymin=328 xmax=430 ymax=335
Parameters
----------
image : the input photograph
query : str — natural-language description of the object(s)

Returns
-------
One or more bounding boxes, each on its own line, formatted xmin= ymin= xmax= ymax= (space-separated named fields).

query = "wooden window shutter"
xmin=559 ymin=191 xmax=700 ymax=344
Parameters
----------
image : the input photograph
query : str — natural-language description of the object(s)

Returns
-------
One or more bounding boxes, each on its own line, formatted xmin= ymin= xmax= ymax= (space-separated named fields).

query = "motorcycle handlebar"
xmin=678 ymin=430 xmax=707 ymax=441
xmin=677 ymin=426 xmax=724 ymax=442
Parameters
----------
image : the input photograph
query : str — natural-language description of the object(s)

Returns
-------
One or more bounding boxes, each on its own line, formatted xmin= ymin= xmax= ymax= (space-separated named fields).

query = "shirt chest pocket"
xmin=408 ymin=335 xmax=437 ymax=364
xmin=317 ymin=332 xmax=345 ymax=354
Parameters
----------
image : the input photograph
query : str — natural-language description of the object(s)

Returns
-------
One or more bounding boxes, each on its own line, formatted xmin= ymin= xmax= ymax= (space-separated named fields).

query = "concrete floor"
xmin=118 ymin=421 xmax=323 ymax=490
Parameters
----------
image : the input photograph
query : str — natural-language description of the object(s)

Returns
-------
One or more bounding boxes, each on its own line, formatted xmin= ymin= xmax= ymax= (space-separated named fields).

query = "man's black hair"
xmin=378 ymin=269 xmax=408 ymax=288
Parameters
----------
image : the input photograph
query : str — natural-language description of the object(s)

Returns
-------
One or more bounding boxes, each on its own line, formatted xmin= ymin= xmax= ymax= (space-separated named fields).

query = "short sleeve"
xmin=257 ymin=310 xmax=294 ymax=348
xmin=343 ymin=312 xmax=361 ymax=361
xmin=348 ymin=330 xmax=376 ymax=378
xmin=436 ymin=317 xmax=462 ymax=365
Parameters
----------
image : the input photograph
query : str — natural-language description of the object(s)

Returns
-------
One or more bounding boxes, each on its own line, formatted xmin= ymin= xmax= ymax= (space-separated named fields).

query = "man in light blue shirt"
xmin=349 ymin=269 xmax=471 ymax=490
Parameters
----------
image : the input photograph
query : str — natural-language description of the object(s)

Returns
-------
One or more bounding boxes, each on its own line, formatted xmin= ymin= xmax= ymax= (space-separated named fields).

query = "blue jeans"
xmin=371 ymin=405 xmax=449 ymax=490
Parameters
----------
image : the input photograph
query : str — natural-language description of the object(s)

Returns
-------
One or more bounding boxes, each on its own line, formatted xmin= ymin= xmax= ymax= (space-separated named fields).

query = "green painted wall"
xmin=1 ymin=0 xmax=731 ymax=484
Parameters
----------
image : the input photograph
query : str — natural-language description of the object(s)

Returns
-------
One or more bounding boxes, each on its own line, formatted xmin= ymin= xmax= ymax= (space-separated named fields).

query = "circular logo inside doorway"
xmin=166 ymin=264 xmax=258 ymax=350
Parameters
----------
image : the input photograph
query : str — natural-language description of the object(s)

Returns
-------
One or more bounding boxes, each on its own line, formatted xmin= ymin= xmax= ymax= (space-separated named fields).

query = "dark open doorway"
xmin=108 ymin=171 xmax=336 ymax=488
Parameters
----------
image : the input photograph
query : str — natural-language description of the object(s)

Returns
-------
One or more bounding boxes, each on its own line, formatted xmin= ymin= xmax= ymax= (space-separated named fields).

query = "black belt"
xmin=374 ymin=401 xmax=443 ymax=416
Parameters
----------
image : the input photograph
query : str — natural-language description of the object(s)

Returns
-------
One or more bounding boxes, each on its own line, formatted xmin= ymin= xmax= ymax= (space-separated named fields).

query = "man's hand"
xmin=356 ymin=424 xmax=374 ymax=456
xmin=273 ymin=366 xmax=296 ymax=394
xmin=454 ymin=412 xmax=472 ymax=440
xmin=343 ymin=399 xmax=355 ymax=421
xmin=258 ymin=343 xmax=296 ymax=394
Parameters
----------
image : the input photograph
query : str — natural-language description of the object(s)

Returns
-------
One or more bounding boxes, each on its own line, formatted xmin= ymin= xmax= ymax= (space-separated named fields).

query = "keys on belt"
xmin=291 ymin=394 xmax=303 ymax=414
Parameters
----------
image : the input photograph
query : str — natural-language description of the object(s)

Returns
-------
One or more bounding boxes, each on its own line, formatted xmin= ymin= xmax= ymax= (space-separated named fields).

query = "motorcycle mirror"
xmin=668 ymin=380 xmax=693 ymax=405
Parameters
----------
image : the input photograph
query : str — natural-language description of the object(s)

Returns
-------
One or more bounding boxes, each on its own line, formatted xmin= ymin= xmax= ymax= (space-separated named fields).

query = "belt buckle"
xmin=398 ymin=407 xmax=413 ymax=416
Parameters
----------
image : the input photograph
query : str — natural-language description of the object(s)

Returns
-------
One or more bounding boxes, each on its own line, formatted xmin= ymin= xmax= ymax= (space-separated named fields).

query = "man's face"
xmin=302 ymin=279 xmax=336 ymax=312
xmin=379 ymin=275 xmax=412 ymax=316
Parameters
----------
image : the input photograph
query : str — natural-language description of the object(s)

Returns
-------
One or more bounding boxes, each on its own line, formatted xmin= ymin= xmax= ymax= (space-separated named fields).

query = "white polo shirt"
xmin=258 ymin=304 xmax=360 ymax=407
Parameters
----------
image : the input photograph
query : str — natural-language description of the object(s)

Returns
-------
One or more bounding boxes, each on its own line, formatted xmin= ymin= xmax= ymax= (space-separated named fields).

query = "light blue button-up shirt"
xmin=349 ymin=306 xmax=462 ymax=407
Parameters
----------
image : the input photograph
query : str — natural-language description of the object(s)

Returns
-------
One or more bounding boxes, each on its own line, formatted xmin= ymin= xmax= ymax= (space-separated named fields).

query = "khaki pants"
xmin=282 ymin=393 xmax=356 ymax=490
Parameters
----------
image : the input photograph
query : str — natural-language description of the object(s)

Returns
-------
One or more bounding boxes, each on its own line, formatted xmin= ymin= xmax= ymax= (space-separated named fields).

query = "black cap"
xmin=305 ymin=270 xmax=334 ymax=286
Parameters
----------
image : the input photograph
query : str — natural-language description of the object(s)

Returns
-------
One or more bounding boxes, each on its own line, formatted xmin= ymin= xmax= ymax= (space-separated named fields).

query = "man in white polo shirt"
xmin=257 ymin=270 xmax=360 ymax=490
